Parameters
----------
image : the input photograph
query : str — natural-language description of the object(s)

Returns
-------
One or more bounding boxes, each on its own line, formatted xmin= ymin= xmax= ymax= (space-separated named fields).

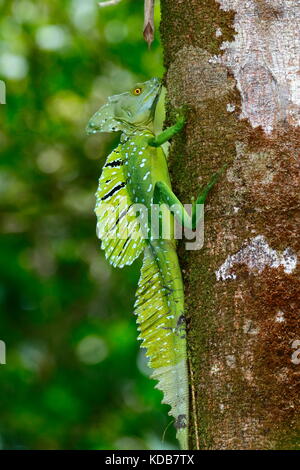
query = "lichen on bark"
xmin=160 ymin=0 xmax=300 ymax=450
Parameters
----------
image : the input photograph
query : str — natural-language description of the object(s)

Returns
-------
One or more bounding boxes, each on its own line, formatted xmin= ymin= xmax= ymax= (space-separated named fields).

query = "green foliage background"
xmin=0 ymin=0 xmax=177 ymax=450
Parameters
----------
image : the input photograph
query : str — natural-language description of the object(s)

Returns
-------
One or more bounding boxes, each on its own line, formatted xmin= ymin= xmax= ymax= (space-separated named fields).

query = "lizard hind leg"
xmin=135 ymin=244 xmax=189 ymax=449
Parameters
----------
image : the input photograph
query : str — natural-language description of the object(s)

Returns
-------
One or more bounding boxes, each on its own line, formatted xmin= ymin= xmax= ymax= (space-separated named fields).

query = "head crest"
xmin=86 ymin=78 xmax=161 ymax=135
xmin=86 ymin=100 xmax=124 ymax=134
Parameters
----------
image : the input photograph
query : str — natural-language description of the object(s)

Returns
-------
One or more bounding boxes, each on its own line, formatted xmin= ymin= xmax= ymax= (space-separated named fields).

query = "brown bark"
xmin=160 ymin=0 xmax=300 ymax=450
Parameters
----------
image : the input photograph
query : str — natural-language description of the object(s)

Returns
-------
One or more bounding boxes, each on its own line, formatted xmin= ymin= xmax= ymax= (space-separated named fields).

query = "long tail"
xmin=134 ymin=240 xmax=189 ymax=449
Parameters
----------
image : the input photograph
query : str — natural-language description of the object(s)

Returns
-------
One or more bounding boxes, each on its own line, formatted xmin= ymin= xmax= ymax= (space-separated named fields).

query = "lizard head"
xmin=86 ymin=77 xmax=161 ymax=134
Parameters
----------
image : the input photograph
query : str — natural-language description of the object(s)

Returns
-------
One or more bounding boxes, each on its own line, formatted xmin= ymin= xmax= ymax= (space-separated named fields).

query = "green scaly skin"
xmin=87 ymin=78 xmax=221 ymax=450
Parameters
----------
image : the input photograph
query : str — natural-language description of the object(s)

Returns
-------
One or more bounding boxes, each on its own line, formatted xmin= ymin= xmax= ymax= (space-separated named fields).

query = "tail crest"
xmin=134 ymin=244 xmax=189 ymax=449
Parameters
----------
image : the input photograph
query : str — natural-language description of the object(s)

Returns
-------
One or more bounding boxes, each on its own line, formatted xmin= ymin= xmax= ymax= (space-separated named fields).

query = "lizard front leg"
xmin=148 ymin=114 xmax=186 ymax=147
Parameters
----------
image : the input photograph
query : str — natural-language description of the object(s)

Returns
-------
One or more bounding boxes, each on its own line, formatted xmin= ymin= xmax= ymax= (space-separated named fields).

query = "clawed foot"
xmin=174 ymin=106 xmax=188 ymax=130
xmin=196 ymin=164 xmax=227 ymax=204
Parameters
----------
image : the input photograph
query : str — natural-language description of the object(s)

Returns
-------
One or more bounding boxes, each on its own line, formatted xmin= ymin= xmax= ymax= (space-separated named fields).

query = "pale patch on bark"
xmin=210 ymin=362 xmax=222 ymax=375
xmin=226 ymin=103 xmax=235 ymax=112
xmin=226 ymin=355 xmax=236 ymax=368
xmin=216 ymin=27 xmax=223 ymax=37
xmin=275 ymin=310 xmax=285 ymax=323
xmin=216 ymin=235 xmax=297 ymax=281
xmin=216 ymin=0 xmax=300 ymax=133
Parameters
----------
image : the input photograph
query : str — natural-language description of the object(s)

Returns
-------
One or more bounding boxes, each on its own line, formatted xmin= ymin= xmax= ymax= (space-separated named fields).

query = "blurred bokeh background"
xmin=0 ymin=0 xmax=177 ymax=450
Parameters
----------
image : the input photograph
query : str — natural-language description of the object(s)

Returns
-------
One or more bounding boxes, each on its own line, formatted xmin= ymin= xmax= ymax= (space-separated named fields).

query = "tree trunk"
xmin=160 ymin=0 xmax=300 ymax=450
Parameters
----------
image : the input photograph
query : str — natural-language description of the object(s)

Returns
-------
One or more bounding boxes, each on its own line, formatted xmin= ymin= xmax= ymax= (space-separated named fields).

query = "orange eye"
xmin=133 ymin=87 xmax=142 ymax=95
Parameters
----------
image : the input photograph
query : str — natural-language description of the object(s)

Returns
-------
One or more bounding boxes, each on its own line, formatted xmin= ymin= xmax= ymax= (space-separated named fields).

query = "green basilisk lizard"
xmin=87 ymin=77 xmax=221 ymax=450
